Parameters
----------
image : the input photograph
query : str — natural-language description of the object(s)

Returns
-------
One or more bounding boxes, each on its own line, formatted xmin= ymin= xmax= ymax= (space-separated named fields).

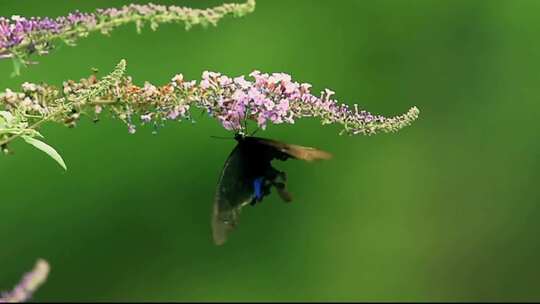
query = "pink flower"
xmin=142 ymin=82 xmax=158 ymax=98
xmin=140 ymin=113 xmax=152 ymax=123
xmin=234 ymin=76 xmax=251 ymax=89
xmin=128 ymin=124 xmax=136 ymax=134
xmin=248 ymin=87 xmax=265 ymax=106
xmin=277 ymin=99 xmax=289 ymax=114
xmin=218 ymin=75 xmax=232 ymax=87
xmin=171 ymin=74 xmax=184 ymax=87
xmin=200 ymin=79 xmax=212 ymax=90
xmin=232 ymin=89 xmax=247 ymax=103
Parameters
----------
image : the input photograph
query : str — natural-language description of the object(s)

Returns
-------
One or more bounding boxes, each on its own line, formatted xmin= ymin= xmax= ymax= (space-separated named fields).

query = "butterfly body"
xmin=212 ymin=134 xmax=332 ymax=245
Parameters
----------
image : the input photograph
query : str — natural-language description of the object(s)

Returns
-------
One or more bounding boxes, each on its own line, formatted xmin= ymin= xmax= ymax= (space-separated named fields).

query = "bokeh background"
xmin=1 ymin=0 xmax=539 ymax=301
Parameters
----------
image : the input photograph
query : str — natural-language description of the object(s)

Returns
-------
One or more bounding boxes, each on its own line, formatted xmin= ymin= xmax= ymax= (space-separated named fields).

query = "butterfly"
xmin=212 ymin=133 xmax=332 ymax=245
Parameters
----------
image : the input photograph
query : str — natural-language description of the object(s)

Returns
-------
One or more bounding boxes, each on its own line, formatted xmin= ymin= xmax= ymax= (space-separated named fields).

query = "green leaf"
xmin=22 ymin=136 xmax=67 ymax=171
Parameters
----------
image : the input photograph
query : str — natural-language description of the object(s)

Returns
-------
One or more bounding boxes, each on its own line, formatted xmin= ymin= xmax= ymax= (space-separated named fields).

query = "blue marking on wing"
xmin=253 ymin=177 xmax=264 ymax=201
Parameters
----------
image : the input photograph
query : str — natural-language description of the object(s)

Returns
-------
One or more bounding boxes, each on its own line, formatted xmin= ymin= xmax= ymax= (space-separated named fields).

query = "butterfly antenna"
xmin=250 ymin=127 xmax=260 ymax=137
xmin=210 ymin=136 xmax=234 ymax=140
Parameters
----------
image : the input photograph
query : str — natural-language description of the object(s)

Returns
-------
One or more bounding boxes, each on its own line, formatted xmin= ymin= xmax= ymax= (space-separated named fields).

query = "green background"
xmin=1 ymin=0 xmax=539 ymax=301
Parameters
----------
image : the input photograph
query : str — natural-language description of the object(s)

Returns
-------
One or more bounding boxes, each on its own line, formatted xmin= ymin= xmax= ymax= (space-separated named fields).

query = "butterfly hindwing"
xmin=212 ymin=144 xmax=256 ymax=246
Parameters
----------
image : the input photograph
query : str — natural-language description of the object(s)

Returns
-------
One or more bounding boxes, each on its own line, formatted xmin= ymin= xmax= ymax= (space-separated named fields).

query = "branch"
xmin=0 ymin=60 xmax=419 ymax=168
xmin=0 ymin=0 xmax=256 ymax=75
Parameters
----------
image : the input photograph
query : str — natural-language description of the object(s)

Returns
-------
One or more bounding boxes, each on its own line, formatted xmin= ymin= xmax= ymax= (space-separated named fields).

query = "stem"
xmin=90 ymin=99 xmax=118 ymax=105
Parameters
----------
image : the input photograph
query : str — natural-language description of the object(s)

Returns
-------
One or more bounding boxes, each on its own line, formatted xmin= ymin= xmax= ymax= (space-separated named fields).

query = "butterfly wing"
xmin=246 ymin=137 xmax=333 ymax=162
xmin=212 ymin=136 xmax=332 ymax=246
xmin=212 ymin=143 xmax=257 ymax=246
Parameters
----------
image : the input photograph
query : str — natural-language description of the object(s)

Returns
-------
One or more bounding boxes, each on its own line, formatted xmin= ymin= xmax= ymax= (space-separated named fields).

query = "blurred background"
xmin=1 ymin=0 xmax=539 ymax=301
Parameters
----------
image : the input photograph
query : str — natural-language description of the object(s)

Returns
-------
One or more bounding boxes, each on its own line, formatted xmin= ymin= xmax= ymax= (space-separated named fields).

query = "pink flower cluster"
xmin=199 ymin=71 xmax=297 ymax=131
xmin=197 ymin=71 xmax=419 ymax=135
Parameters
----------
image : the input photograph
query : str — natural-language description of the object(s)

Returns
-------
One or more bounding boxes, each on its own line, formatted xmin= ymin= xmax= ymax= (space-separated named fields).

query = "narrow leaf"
xmin=22 ymin=136 xmax=67 ymax=170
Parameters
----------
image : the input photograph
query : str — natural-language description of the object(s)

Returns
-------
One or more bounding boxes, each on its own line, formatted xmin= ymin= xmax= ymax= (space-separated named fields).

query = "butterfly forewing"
xmin=246 ymin=137 xmax=333 ymax=161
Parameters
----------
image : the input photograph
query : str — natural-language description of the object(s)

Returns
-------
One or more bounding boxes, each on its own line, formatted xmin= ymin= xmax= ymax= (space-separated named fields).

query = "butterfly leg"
xmin=271 ymin=169 xmax=292 ymax=203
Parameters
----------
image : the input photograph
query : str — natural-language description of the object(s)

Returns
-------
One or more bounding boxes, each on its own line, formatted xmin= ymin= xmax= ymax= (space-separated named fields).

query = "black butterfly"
xmin=212 ymin=134 xmax=332 ymax=245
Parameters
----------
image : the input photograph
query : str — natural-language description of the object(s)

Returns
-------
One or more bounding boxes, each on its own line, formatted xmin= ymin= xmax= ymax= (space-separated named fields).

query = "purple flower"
xmin=166 ymin=105 xmax=189 ymax=120
xmin=234 ymin=76 xmax=251 ymax=89
xmin=128 ymin=124 xmax=136 ymax=134
xmin=0 ymin=259 xmax=50 ymax=303
xmin=140 ymin=113 xmax=153 ymax=123
xmin=218 ymin=75 xmax=232 ymax=87
xmin=0 ymin=1 xmax=257 ymax=63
